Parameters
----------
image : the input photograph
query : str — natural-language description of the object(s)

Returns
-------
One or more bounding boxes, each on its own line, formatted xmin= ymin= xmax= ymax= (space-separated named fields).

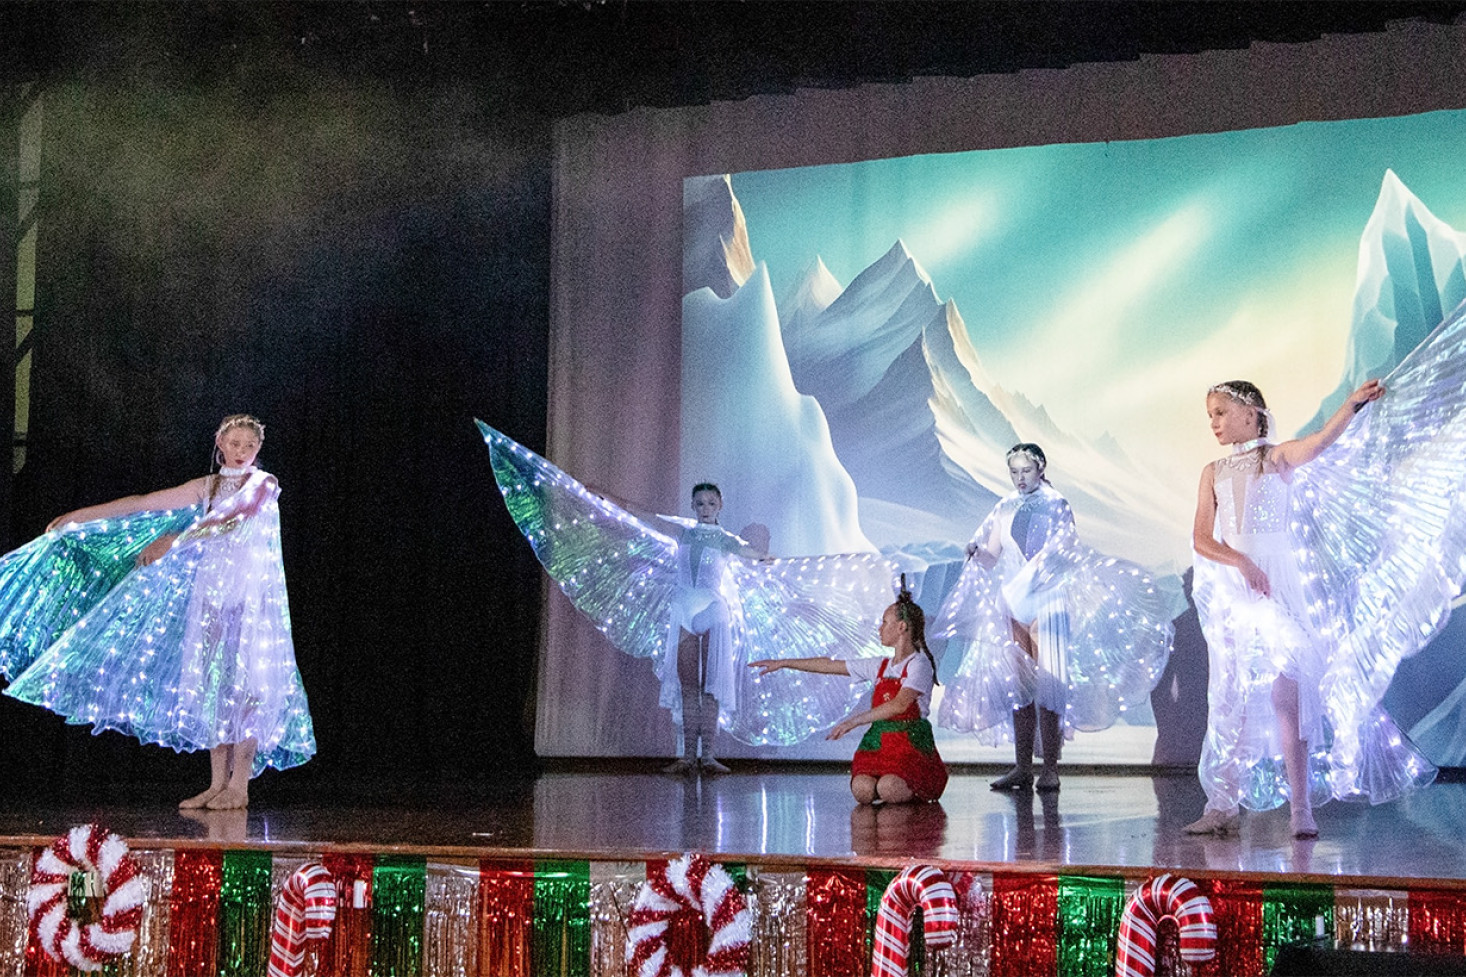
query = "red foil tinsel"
xmin=166 ymin=848 xmax=223 ymax=977
xmin=479 ymin=859 xmax=534 ymax=977
xmin=806 ymin=868 xmax=868 ymax=977
xmin=1194 ymin=879 xmax=1264 ymax=977
xmin=988 ymin=873 xmax=1057 ymax=977
xmin=322 ymin=852 xmax=375 ymax=977
xmin=1409 ymin=888 xmax=1466 ymax=955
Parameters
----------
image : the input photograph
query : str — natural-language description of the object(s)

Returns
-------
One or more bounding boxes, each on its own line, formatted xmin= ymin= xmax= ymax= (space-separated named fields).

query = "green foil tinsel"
xmin=372 ymin=855 xmax=427 ymax=977
xmin=535 ymin=860 xmax=591 ymax=977
xmin=1262 ymin=882 xmax=1334 ymax=972
xmin=1056 ymin=875 xmax=1125 ymax=977
xmin=218 ymin=849 xmax=273 ymax=977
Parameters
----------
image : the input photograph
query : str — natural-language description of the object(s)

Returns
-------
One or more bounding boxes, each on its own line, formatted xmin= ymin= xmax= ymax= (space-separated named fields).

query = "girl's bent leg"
xmin=876 ymin=774 xmax=914 ymax=804
xmin=850 ymin=775 xmax=879 ymax=805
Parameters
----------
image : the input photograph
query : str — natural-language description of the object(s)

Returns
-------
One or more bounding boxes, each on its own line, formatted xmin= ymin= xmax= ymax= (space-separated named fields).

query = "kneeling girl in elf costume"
xmin=751 ymin=581 xmax=947 ymax=804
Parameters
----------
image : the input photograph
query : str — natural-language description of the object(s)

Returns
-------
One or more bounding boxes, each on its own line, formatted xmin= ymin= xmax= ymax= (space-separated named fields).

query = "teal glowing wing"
xmin=0 ymin=507 xmax=201 ymax=679
xmin=478 ymin=420 xmax=679 ymax=663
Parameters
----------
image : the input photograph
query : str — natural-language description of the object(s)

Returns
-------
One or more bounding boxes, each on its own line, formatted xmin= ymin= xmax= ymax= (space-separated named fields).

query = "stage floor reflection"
xmin=2 ymin=767 xmax=1463 ymax=885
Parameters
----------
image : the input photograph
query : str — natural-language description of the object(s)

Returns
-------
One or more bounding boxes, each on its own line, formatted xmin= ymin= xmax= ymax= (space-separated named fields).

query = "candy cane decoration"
xmin=1116 ymin=874 xmax=1216 ymax=977
xmin=27 ymin=824 xmax=144 ymax=971
xmin=626 ymin=853 xmax=751 ymax=977
xmin=267 ymin=862 xmax=337 ymax=977
xmin=872 ymin=865 xmax=960 ymax=977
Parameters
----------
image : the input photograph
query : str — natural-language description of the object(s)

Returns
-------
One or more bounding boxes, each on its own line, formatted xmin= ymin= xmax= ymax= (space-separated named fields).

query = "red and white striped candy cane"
xmin=872 ymin=865 xmax=960 ymax=977
xmin=1115 ymin=874 xmax=1216 ymax=977
xmin=267 ymin=863 xmax=336 ymax=977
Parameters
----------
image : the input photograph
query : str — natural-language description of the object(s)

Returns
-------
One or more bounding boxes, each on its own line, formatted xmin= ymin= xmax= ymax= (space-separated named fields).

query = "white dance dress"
xmin=1 ymin=470 xmax=315 ymax=775
xmin=478 ymin=421 xmax=896 ymax=746
xmin=932 ymin=482 xmax=1177 ymax=745
xmin=1192 ymin=305 xmax=1466 ymax=810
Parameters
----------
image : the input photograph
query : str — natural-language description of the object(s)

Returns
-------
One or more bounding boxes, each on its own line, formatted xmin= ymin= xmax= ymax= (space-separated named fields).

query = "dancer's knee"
xmin=877 ymin=775 xmax=914 ymax=804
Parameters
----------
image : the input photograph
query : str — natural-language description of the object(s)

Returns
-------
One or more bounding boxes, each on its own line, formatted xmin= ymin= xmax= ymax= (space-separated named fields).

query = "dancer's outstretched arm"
xmin=48 ymin=477 xmax=209 ymax=531
xmin=749 ymin=656 xmax=850 ymax=676
xmin=1270 ymin=379 xmax=1384 ymax=473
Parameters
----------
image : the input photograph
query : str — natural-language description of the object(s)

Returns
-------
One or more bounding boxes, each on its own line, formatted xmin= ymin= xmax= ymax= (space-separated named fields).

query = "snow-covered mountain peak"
xmin=1303 ymin=171 xmax=1466 ymax=430
xmin=778 ymin=256 xmax=845 ymax=340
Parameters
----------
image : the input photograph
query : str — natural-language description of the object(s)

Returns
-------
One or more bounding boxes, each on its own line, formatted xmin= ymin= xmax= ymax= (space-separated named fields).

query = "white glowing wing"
xmin=718 ymin=553 xmax=895 ymax=746
xmin=1292 ymin=295 xmax=1466 ymax=794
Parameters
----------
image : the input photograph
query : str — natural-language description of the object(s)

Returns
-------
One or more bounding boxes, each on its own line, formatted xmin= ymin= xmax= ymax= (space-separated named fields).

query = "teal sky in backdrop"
xmin=732 ymin=108 xmax=1466 ymax=361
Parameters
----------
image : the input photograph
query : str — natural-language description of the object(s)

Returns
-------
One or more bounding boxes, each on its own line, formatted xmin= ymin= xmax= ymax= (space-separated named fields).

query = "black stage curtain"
xmin=0 ymin=12 xmax=550 ymax=797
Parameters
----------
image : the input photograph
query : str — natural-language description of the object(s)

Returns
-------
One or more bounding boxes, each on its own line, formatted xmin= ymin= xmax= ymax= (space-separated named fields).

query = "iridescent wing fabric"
xmin=1291 ymin=295 xmax=1466 ymax=796
xmin=5 ymin=474 xmax=315 ymax=775
xmin=933 ymin=502 xmax=1178 ymax=745
xmin=0 ymin=507 xmax=199 ymax=679
xmin=478 ymin=421 xmax=896 ymax=745
xmin=717 ymin=552 xmax=894 ymax=746
xmin=480 ymin=420 xmax=680 ymax=663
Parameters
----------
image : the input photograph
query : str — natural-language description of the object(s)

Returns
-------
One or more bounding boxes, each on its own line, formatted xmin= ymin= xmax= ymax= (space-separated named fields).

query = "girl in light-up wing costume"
xmin=1 ymin=415 xmax=315 ymax=810
xmin=1184 ymin=349 xmax=1457 ymax=837
xmin=933 ymin=443 xmax=1177 ymax=792
xmin=478 ymin=422 xmax=895 ymax=766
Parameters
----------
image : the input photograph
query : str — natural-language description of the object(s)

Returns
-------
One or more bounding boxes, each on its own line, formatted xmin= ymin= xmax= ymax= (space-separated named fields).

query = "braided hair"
xmin=1207 ymin=380 xmax=1271 ymax=474
xmin=894 ymin=574 xmax=939 ymax=685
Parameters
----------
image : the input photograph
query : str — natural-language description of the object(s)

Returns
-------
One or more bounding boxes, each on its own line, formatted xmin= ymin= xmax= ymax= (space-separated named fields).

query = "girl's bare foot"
xmin=179 ymin=786 xmax=223 ymax=809
xmin=205 ymin=786 xmax=249 ymax=810
xmin=1290 ymin=807 xmax=1318 ymax=839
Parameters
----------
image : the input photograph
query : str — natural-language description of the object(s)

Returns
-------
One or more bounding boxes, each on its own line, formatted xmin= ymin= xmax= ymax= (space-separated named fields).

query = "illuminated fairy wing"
xmin=930 ymin=555 xmax=1036 ymax=745
xmin=0 ymin=507 xmax=200 ymax=679
xmin=716 ymin=553 xmax=895 ymax=746
xmin=1050 ymin=534 xmax=1181 ymax=734
xmin=933 ymin=502 xmax=1178 ymax=744
xmin=1291 ymin=295 xmax=1466 ymax=795
xmin=478 ymin=420 xmax=679 ymax=663
xmin=5 ymin=475 xmax=315 ymax=774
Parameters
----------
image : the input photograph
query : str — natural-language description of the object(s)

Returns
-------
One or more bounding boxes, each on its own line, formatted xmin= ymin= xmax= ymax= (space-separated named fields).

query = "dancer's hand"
xmin=828 ymin=717 xmax=860 ymax=740
xmin=1238 ymin=556 xmax=1271 ymax=598
xmin=46 ymin=511 xmax=82 ymax=532
xmin=748 ymin=659 xmax=785 ymax=675
xmin=1347 ymin=378 xmax=1384 ymax=412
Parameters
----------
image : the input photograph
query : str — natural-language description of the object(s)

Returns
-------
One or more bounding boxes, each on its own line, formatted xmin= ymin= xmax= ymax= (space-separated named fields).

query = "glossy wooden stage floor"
xmin=2 ymin=766 xmax=1463 ymax=887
